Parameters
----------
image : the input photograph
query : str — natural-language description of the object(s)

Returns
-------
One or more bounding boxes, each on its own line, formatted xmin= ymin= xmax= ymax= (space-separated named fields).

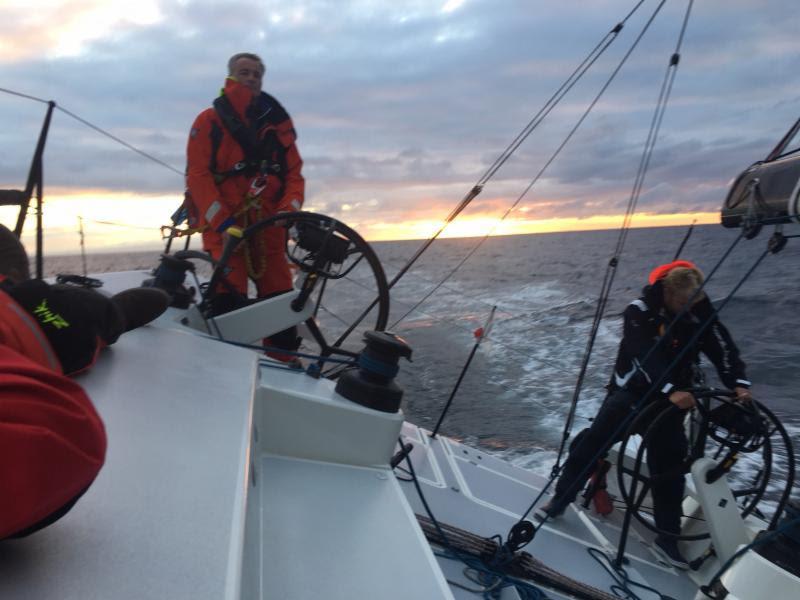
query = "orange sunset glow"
xmin=2 ymin=187 xmax=719 ymax=256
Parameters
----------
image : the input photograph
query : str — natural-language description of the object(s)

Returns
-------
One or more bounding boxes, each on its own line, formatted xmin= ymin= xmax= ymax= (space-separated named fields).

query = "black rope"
xmin=587 ymin=547 xmax=677 ymax=600
xmin=476 ymin=0 xmax=646 ymax=187
xmin=551 ymin=0 xmax=693 ymax=477
xmin=673 ymin=219 xmax=697 ymax=260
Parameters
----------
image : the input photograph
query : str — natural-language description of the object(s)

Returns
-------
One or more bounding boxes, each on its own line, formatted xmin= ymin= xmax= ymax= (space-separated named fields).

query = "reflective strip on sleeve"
xmin=6 ymin=300 xmax=62 ymax=372
xmin=205 ymin=200 xmax=222 ymax=223
xmin=631 ymin=299 xmax=649 ymax=312
xmin=736 ymin=379 xmax=751 ymax=386
xmin=661 ymin=382 xmax=674 ymax=394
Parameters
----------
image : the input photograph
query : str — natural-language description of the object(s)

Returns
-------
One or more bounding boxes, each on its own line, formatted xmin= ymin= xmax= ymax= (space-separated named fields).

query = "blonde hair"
xmin=661 ymin=266 xmax=705 ymax=302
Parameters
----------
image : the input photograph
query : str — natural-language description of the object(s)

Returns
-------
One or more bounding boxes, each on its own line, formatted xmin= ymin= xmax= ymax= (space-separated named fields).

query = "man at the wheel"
xmin=186 ymin=51 xmax=304 ymax=358
xmin=536 ymin=260 xmax=751 ymax=569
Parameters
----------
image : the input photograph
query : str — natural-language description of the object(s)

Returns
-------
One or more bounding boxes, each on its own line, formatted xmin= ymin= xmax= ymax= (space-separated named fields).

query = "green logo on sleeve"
xmin=32 ymin=299 xmax=70 ymax=329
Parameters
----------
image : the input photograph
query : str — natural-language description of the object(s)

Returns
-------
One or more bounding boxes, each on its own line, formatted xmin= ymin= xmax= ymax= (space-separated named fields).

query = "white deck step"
xmin=252 ymin=455 xmax=452 ymax=599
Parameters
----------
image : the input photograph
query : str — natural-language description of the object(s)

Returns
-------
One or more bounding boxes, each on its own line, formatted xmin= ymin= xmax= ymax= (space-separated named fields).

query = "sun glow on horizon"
xmin=360 ymin=211 xmax=722 ymax=242
xmin=0 ymin=189 xmax=181 ymax=256
xmin=0 ymin=187 xmax=723 ymax=257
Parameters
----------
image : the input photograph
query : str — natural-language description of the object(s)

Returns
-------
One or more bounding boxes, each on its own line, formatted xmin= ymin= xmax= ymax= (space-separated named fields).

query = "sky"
xmin=0 ymin=0 xmax=798 ymax=255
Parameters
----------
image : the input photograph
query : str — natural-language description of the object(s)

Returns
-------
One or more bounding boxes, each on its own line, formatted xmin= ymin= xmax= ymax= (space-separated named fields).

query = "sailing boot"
xmin=654 ymin=536 xmax=690 ymax=570
xmin=110 ymin=288 xmax=170 ymax=335
xmin=534 ymin=497 xmax=567 ymax=522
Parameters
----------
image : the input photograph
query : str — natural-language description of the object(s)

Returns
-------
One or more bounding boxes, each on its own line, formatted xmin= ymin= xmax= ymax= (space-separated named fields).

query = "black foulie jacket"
xmin=609 ymin=280 xmax=750 ymax=396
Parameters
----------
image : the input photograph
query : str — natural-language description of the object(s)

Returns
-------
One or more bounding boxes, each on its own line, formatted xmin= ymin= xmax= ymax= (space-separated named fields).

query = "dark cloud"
xmin=1 ymin=0 xmax=798 ymax=233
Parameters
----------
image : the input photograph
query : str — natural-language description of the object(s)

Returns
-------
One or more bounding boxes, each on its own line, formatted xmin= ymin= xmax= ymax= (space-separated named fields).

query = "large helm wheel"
xmin=203 ymin=211 xmax=390 ymax=359
xmin=615 ymin=389 xmax=795 ymax=541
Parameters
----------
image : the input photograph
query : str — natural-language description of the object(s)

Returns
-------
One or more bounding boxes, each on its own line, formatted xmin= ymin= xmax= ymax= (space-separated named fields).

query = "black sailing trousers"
xmin=553 ymin=388 xmax=689 ymax=535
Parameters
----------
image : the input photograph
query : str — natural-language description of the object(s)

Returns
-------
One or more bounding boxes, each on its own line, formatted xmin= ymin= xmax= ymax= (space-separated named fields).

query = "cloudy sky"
xmin=0 ymin=0 xmax=798 ymax=253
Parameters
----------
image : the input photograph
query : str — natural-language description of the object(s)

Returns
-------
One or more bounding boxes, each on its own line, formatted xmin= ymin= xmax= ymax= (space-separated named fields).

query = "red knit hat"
xmin=648 ymin=260 xmax=698 ymax=285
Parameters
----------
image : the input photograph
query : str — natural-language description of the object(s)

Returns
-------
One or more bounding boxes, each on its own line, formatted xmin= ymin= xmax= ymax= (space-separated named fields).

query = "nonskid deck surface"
xmin=397 ymin=423 xmax=700 ymax=599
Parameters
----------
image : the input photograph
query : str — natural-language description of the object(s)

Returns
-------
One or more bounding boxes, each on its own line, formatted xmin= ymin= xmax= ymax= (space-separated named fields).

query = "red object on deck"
xmin=0 ymin=344 xmax=106 ymax=539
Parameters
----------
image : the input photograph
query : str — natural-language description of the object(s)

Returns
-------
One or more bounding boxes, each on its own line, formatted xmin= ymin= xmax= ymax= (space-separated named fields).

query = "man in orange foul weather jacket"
xmin=186 ymin=52 xmax=304 ymax=352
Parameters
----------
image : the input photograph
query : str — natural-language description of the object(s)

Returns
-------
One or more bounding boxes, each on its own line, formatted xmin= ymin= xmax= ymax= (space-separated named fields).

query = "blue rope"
xmin=358 ymin=353 xmax=399 ymax=378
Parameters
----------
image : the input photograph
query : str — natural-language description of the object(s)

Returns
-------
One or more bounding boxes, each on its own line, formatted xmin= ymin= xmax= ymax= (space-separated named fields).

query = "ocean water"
xmin=41 ymin=223 xmax=799 ymax=510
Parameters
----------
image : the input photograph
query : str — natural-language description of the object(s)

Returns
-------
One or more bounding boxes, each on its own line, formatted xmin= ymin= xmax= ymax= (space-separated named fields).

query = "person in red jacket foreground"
xmin=0 ymin=224 xmax=168 ymax=538
xmin=0 ymin=344 xmax=106 ymax=539
xmin=186 ymin=52 xmax=304 ymax=355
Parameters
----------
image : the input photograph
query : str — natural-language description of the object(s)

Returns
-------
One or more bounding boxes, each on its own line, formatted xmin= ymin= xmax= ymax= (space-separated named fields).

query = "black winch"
xmin=335 ymin=331 xmax=412 ymax=413
xmin=142 ymin=253 xmax=196 ymax=308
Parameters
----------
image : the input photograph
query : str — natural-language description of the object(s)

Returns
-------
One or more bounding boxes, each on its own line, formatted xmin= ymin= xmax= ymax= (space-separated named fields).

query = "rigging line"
xmin=476 ymin=0 xmax=647 ymax=186
xmin=553 ymin=0 xmax=694 ymax=473
xmin=54 ymin=105 xmax=184 ymax=176
xmin=0 ymin=86 xmax=50 ymax=104
xmin=0 ymin=85 xmax=184 ymax=176
xmin=89 ymin=219 xmax=159 ymax=231
xmin=673 ymin=219 xmax=697 ymax=260
xmin=387 ymin=0 xmax=668 ymax=331
xmin=616 ymin=0 xmax=694 ymax=257
xmin=330 ymin=5 xmax=647 ymax=348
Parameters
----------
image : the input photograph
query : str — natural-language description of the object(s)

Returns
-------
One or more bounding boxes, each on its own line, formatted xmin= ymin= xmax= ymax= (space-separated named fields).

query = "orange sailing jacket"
xmin=186 ymin=78 xmax=304 ymax=233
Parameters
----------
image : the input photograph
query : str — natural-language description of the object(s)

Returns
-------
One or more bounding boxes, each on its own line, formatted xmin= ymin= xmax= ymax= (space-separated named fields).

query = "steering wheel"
xmin=201 ymin=211 xmax=390 ymax=361
xmin=615 ymin=388 xmax=795 ymax=541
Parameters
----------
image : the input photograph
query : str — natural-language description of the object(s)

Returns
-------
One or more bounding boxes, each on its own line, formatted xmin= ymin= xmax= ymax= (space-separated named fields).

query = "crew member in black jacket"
xmin=537 ymin=260 xmax=752 ymax=569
